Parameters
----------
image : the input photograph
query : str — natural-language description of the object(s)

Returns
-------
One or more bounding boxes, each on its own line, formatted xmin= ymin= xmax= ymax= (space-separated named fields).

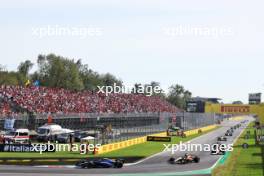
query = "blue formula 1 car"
xmin=76 ymin=158 xmax=124 ymax=169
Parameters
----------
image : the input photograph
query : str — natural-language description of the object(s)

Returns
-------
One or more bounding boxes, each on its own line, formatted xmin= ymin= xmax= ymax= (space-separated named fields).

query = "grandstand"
xmin=0 ymin=85 xmax=178 ymax=116
xmin=0 ymin=102 xmax=10 ymax=114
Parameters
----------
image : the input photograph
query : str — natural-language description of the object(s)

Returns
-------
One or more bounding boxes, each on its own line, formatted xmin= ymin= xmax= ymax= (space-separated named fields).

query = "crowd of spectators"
xmin=0 ymin=85 xmax=178 ymax=115
xmin=0 ymin=101 xmax=11 ymax=114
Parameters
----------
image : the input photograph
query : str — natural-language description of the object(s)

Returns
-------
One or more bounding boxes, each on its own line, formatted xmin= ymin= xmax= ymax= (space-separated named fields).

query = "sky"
xmin=0 ymin=0 xmax=264 ymax=103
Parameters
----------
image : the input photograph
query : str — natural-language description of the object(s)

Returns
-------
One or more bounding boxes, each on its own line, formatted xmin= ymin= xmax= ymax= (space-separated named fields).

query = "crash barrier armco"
xmin=96 ymin=131 xmax=166 ymax=154
xmin=184 ymin=124 xmax=217 ymax=137
xmin=95 ymin=125 xmax=217 ymax=154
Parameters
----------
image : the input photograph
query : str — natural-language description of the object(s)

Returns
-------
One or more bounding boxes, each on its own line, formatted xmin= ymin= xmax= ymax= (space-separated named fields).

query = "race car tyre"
xmin=168 ymin=157 xmax=175 ymax=164
xmin=115 ymin=162 xmax=123 ymax=168
xmin=176 ymin=158 xmax=186 ymax=164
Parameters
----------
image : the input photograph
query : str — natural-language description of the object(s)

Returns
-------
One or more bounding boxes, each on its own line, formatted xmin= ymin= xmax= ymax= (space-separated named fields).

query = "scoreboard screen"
xmin=249 ymin=93 xmax=261 ymax=104
xmin=186 ymin=101 xmax=205 ymax=112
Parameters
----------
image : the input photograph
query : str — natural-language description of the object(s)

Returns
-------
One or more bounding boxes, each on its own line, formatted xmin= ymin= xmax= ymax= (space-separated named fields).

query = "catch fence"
xmin=0 ymin=112 xmax=222 ymax=144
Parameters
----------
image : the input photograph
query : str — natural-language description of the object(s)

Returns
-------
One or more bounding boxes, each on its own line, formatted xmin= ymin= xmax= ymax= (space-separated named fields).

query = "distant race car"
xmin=211 ymin=143 xmax=226 ymax=155
xmin=76 ymin=158 xmax=124 ymax=169
xmin=217 ymin=136 xmax=227 ymax=141
xmin=168 ymin=154 xmax=200 ymax=164
xmin=225 ymin=131 xmax=233 ymax=136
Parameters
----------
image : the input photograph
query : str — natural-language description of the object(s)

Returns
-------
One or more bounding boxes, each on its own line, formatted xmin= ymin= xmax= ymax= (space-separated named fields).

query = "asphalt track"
xmin=0 ymin=117 xmax=252 ymax=176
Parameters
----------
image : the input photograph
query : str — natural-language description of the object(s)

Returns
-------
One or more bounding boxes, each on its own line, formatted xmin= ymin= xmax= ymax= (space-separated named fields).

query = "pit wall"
xmin=205 ymin=103 xmax=264 ymax=124
xmin=96 ymin=125 xmax=217 ymax=154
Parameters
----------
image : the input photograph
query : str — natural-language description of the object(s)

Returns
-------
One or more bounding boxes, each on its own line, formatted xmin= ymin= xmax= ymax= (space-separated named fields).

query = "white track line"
xmin=126 ymin=117 xmax=250 ymax=167
xmin=125 ymin=125 xmax=222 ymax=166
xmin=210 ymin=117 xmax=252 ymax=170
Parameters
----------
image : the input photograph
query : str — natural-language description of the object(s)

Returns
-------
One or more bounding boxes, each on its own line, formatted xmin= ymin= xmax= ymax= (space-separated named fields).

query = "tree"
xmin=0 ymin=71 xmax=25 ymax=85
xmin=17 ymin=60 xmax=33 ymax=77
xmin=78 ymin=62 xmax=104 ymax=91
xmin=33 ymin=54 xmax=84 ymax=90
xmin=100 ymin=73 xmax=122 ymax=87
xmin=167 ymin=84 xmax=192 ymax=109
xmin=145 ymin=81 xmax=165 ymax=97
xmin=131 ymin=83 xmax=143 ymax=94
xmin=0 ymin=64 xmax=6 ymax=71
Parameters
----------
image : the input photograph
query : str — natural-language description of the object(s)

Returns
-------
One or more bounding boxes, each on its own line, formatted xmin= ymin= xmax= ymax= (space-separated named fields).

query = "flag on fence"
xmin=80 ymin=114 xmax=85 ymax=123
xmin=33 ymin=80 xmax=40 ymax=87
xmin=25 ymin=79 xmax=31 ymax=86
xmin=48 ymin=115 xmax=52 ymax=124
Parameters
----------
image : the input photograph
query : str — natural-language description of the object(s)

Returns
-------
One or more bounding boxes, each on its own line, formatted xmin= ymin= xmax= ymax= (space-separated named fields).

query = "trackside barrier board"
xmin=205 ymin=103 xmax=264 ymax=124
xmin=96 ymin=125 xmax=217 ymax=154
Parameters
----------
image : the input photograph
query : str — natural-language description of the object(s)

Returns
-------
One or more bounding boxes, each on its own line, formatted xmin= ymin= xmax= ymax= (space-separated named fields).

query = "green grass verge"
xmin=212 ymin=122 xmax=263 ymax=176
xmin=0 ymin=127 xmax=218 ymax=160
xmin=97 ymin=131 xmax=213 ymax=158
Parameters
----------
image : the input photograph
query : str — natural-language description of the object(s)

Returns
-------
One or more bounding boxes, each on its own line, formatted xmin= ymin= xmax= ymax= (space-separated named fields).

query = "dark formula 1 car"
xmin=225 ymin=131 xmax=233 ymax=136
xmin=211 ymin=149 xmax=226 ymax=155
xmin=217 ymin=136 xmax=227 ymax=141
xmin=168 ymin=154 xmax=200 ymax=164
xmin=76 ymin=158 xmax=124 ymax=169
xmin=211 ymin=143 xmax=226 ymax=155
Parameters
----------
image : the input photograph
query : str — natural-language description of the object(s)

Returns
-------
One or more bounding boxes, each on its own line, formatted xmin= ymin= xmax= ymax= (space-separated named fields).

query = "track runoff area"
xmin=0 ymin=116 xmax=253 ymax=176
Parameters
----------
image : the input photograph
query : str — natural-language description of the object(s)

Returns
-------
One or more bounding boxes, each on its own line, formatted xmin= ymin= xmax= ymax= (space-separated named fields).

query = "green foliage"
xmin=0 ymin=71 xmax=26 ymax=86
xmin=17 ymin=60 xmax=33 ymax=77
xmin=1 ymin=54 xmax=124 ymax=91
xmin=33 ymin=54 xmax=84 ymax=90
xmin=131 ymin=81 xmax=166 ymax=98
xmin=131 ymin=83 xmax=143 ymax=94
xmin=78 ymin=62 xmax=103 ymax=90
xmin=100 ymin=73 xmax=122 ymax=87
xmin=1 ymin=54 xmax=192 ymax=107
xmin=212 ymin=122 xmax=263 ymax=176
xmin=167 ymin=84 xmax=192 ymax=109
xmin=0 ymin=127 xmax=216 ymax=159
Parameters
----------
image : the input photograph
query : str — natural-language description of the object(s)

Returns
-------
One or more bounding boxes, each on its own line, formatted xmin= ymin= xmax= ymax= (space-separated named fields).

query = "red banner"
xmin=221 ymin=106 xmax=250 ymax=113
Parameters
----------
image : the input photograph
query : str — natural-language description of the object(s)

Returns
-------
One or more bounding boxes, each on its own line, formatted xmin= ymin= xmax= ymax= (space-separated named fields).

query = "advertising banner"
xmin=147 ymin=136 xmax=171 ymax=142
xmin=0 ymin=144 xmax=55 ymax=153
xmin=4 ymin=119 xmax=15 ymax=130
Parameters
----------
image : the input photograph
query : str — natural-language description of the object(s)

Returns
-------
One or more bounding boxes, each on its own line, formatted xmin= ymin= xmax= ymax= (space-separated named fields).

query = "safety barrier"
xmin=184 ymin=124 xmax=217 ymax=137
xmin=96 ymin=125 xmax=216 ymax=154
xmin=96 ymin=132 xmax=166 ymax=154
xmin=228 ymin=116 xmax=245 ymax=121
